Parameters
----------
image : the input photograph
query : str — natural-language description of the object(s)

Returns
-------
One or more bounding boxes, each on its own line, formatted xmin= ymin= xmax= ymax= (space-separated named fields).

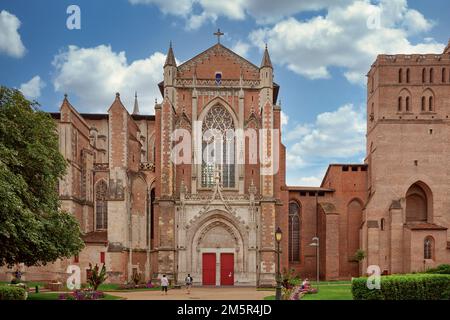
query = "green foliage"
xmin=353 ymin=249 xmax=366 ymax=262
xmin=281 ymin=268 xmax=301 ymax=289
xmin=352 ymin=274 xmax=450 ymax=300
xmin=87 ymin=263 xmax=108 ymax=291
xmin=0 ymin=86 xmax=84 ymax=267
xmin=425 ymin=264 xmax=450 ymax=274
xmin=0 ymin=286 xmax=27 ymax=300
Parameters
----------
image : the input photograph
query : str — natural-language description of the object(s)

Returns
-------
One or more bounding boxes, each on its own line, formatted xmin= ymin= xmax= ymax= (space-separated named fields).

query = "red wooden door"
xmin=202 ymin=253 xmax=216 ymax=285
xmin=220 ymin=253 xmax=234 ymax=286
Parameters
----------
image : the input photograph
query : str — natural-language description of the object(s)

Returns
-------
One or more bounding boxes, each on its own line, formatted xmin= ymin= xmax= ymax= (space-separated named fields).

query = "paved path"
xmin=107 ymin=287 xmax=274 ymax=300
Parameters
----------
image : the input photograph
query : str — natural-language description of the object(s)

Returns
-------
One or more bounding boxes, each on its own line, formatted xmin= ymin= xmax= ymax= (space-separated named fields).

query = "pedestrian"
xmin=185 ymin=274 xmax=193 ymax=294
xmin=161 ymin=274 xmax=169 ymax=295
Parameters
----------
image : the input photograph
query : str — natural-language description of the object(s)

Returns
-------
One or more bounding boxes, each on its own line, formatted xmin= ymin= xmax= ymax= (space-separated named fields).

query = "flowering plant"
xmin=58 ymin=289 xmax=105 ymax=300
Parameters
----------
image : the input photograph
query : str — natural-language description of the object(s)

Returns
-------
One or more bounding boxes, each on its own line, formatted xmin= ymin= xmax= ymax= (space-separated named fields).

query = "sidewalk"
xmin=107 ymin=287 xmax=274 ymax=300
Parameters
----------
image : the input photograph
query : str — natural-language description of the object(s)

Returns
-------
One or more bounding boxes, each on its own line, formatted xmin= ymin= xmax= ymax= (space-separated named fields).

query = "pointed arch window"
xmin=405 ymin=96 xmax=410 ymax=112
xmin=201 ymin=105 xmax=236 ymax=188
xmin=429 ymin=96 xmax=434 ymax=111
xmin=442 ymin=68 xmax=446 ymax=83
xmin=422 ymin=96 xmax=426 ymax=111
xmin=399 ymin=69 xmax=403 ymax=83
xmin=430 ymin=68 xmax=434 ymax=83
xmin=95 ymin=180 xmax=108 ymax=230
xmin=398 ymin=96 xmax=402 ymax=112
xmin=424 ymin=236 xmax=434 ymax=260
xmin=422 ymin=68 xmax=426 ymax=83
xmin=289 ymin=202 xmax=301 ymax=262
xmin=406 ymin=68 xmax=410 ymax=83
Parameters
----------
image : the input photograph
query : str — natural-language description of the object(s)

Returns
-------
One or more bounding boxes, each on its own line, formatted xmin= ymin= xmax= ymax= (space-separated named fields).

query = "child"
xmin=161 ymin=275 xmax=169 ymax=295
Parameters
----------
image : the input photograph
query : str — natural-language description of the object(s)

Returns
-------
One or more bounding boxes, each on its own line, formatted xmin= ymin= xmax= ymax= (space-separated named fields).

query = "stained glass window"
xmin=201 ymin=105 xmax=235 ymax=188
xmin=95 ymin=180 xmax=108 ymax=230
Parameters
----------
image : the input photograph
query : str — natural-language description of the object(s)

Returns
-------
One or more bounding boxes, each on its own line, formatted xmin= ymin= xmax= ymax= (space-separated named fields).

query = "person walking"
xmin=185 ymin=274 xmax=193 ymax=294
xmin=161 ymin=275 xmax=169 ymax=296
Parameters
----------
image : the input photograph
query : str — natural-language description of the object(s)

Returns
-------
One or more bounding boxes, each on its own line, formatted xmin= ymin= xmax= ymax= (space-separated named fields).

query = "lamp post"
xmin=309 ymin=237 xmax=320 ymax=292
xmin=275 ymin=227 xmax=283 ymax=300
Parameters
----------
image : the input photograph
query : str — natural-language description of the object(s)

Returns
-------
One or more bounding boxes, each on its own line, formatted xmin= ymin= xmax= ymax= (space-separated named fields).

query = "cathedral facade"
xmin=2 ymin=39 xmax=450 ymax=286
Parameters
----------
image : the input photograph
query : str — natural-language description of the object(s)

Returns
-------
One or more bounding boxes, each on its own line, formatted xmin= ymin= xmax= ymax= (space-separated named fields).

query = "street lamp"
xmin=275 ymin=227 xmax=283 ymax=300
xmin=309 ymin=236 xmax=320 ymax=292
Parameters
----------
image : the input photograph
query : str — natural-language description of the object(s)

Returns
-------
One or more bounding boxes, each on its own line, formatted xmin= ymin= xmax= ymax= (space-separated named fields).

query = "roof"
xmin=286 ymin=186 xmax=334 ymax=193
xmin=178 ymin=43 xmax=260 ymax=71
xmin=82 ymin=231 xmax=108 ymax=244
xmin=261 ymin=45 xmax=273 ymax=68
xmin=50 ymin=112 xmax=155 ymax=121
xmin=164 ymin=43 xmax=176 ymax=67
xmin=404 ymin=223 xmax=447 ymax=231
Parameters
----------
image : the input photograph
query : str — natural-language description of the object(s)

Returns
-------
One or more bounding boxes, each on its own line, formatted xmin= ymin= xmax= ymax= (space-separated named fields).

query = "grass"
xmin=97 ymin=283 xmax=161 ymax=292
xmin=27 ymin=292 xmax=123 ymax=300
xmin=264 ymin=281 xmax=353 ymax=301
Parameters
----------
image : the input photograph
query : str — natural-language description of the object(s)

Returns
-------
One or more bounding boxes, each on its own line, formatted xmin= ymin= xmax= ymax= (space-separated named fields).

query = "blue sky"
xmin=1 ymin=0 xmax=449 ymax=186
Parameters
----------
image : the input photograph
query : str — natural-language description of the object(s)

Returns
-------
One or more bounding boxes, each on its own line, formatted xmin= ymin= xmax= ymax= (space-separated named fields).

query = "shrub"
xmin=0 ymin=286 xmax=27 ymax=300
xmin=87 ymin=263 xmax=107 ymax=291
xmin=425 ymin=264 xmax=450 ymax=274
xmin=352 ymin=274 xmax=450 ymax=300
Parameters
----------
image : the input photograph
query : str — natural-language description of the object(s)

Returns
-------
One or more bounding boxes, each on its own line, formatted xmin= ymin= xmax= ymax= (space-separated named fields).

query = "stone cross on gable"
xmin=214 ymin=28 xmax=224 ymax=44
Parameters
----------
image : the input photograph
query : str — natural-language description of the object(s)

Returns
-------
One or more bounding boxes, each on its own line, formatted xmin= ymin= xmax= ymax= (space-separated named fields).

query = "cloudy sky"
xmin=1 ymin=0 xmax=449 ymax=186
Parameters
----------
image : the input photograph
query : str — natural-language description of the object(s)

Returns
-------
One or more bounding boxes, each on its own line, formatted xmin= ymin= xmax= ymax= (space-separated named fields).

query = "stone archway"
xmin=186 ymin=210 xmax=248 ymax=286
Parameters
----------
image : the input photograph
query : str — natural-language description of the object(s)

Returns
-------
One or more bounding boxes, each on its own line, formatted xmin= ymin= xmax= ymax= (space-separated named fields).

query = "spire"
xmin=164 ymin=41 xmax=176 ymax=67
xmin=133 ymin=91 xmax=140 ymax=115
xmin=260 ymin=44 xmax=273 ymax=69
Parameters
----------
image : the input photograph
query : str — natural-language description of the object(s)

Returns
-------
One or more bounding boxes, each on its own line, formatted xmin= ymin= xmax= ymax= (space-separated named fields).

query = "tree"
xmin=0 ymin=86 xmax=84 ymax=267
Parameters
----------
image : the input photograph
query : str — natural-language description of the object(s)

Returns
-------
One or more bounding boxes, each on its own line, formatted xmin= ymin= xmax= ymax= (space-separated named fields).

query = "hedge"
xmin=425 ymin=264 xmax=450 ymax=274
xmin=352 ymin=274 xmax=450 ymax=300
xmin=0 ymin=286 xmax=27 ymax=300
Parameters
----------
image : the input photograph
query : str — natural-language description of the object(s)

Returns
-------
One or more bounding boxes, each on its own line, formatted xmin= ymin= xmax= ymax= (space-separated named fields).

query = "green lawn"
xmin=98 ymin=283 xmax=161 ymax=292
xmin=27 ymin=292 xmax=123 ymax=300
xmin=264 ymin=282 xmax=353 ymax=300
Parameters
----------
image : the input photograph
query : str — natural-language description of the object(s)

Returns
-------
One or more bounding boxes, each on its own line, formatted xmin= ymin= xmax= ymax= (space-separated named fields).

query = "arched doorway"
xmin=188 ymin=211 xmax=247 ymax=286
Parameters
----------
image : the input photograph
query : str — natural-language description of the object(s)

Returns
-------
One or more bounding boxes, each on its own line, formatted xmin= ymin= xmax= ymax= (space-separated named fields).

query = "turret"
xmin=260 ymin=44 xmax=273 ymax=90
xmin=133 ymin=91 xmax=140 ymax=115
xmin=164 ymin=42 xmax=177 ymax=87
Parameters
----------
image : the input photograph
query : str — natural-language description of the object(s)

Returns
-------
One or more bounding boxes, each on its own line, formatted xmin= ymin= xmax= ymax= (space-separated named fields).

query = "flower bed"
xmin=59 ymin=289 xmax=105 ymax=300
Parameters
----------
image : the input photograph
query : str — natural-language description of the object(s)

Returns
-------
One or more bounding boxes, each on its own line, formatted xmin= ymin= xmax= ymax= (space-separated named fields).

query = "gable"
xmin=177 ymin=44 xmax=260 ymax=80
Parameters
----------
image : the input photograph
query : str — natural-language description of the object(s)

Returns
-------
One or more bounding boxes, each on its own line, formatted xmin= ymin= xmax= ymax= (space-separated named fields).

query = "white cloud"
xmin=285 ymin=104 xmax=366 ymax=169
xmin=295 ymin=176 xmax=323 ymax=187
xmin=231 ymin=40 xmax=250 ymax=58
xmin=19 ymin=76 xmax=45 ymax=100
xmin=249 ymin=0 xmax=444 ymax=84
xmin=128 ymin=0 xmax=348 ymax=29
xmin=52 ymin=45 xmax=166 ymax=114
xmin=0 ymin=10 xmax=26 ymax=58
xmin=281 ymin=111 xmax=289 ymax=128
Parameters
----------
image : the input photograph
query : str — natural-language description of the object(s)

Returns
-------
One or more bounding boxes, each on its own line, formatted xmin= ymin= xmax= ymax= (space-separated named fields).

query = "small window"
xmin=406 ymin=68 xmax=410 ymax=83
xmin=380 ymin=218 xmax=385 ymax=231
xmin=352 ymin=166 xmax=358 ymax=172
xmin=398 ymin=97 xmax=402 ymax=112
xmin=215 ymin=72 xmax=222 ymax=85
xmin=421 ymin=96 xmax=426 ymax=111
xmin=443 ymin=68 xmax=446 ymax=83
xmin=399 ymin=69 xmax=403 ymax=83
xmin=422 ymin=68 xmax=426 ymax=83
xmin=430 ymin=68 xmax=434 ymax=83
xmin=424 ymin=237 xmax=434 ymax=260
xmin=343 ymin=166 xmax=349 ymax=172
xmin=406 ymin=96 xmax=410 ymax=112
xmin=429 ymin=96 xmax=433 ymax=111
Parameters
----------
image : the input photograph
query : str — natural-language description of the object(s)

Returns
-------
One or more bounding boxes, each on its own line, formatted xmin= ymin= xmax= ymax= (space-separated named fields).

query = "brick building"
xmin=2 ymin=39 xmax=450 ymax=285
